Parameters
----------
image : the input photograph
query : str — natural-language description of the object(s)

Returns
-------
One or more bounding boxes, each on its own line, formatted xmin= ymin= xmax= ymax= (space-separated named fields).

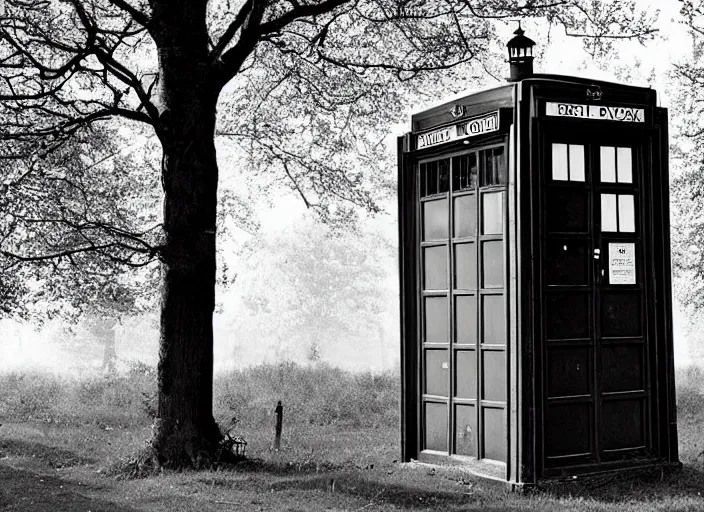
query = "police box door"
xmin=540 ymin=125 xmax=654 ymax=471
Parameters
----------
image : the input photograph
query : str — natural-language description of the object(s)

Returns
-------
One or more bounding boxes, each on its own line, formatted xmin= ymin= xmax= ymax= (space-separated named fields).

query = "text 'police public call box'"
xmin=397 ymin=75 xmax=679 ymax=486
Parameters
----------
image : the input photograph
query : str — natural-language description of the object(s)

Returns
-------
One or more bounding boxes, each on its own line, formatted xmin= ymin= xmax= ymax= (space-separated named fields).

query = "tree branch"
xmin=106 ymin=0 xmax=152 ymax=30
xmin=215 ymin=0 xmax=349 ymax=87
xmin=211 ymin=0 xmax=253 ymax=63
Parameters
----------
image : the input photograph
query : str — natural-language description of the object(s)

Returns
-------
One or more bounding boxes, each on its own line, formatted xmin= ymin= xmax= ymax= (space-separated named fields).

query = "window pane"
xmin=482 ymin=149 xmax=495 ymax=186
xmin=422 ymin=199 xmax=448 ymax=241
xmin=482 ymin=192 xmax=503 ymax=235
xmin=423 ymin=245 xmax=447 ymax=290
xmin=482 ymin=350 xmax=506 ymax=401
xmin=455 ymin=295 xmax=477 ymax=344
xmin=425 ymin=296 xmax=448 ymax=342
xmin=453 ymin=194 xmax=476 ymax=238
xmin=438 ymin=159 xmax=450 ymax=193
xmin=494 ymin=147 xmax=506 ymax=185
xmin=455 ymin=404 xmax=477 ymax=457
xmin=601 ymin=193 xmax=617 ymax=232
xmin=425 ymin=349 xmax=449 ymax=396
xmin=455 ymin=350 xmax=477 ymax=399
xmin=600 ymin=146 xmax=616 ymax=183
xmin=423 ymin=161 xmax=438 ymax=196
xmin=481 ymin=148 xmax=506 ymax=186
xmin=617 ymin=147 xmax=633 ymax=183
xmin=482 ymin=241 xmax=503 ymax=288
xmin=569 ymin=144 xmax=585 ymax=182
xmin=482 ymin=295 xmax=505 ymax=345
xmin=452 ymin=154 xmax=478 ymax=192
xmin=454 ymin=242 xmax=477 ymax=290
xmin=482 ymin=408 xmax=506 ymax=462
xmin=424 ymin=402 xmax=447 ymax=452
xmin=619 ymin=194 xmax=635 ymax=232
xmin=552 ymin=143 xmax=568 ymax=181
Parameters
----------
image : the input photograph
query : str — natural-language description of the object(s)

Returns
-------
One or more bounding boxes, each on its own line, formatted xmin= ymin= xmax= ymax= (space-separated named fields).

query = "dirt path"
xmin=0 ymin=464 xmax=138 ymax=512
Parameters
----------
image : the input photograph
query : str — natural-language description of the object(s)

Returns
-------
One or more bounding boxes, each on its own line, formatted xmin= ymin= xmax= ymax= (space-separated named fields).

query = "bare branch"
xmin=106 ymin=0 xmax=152 ymax=29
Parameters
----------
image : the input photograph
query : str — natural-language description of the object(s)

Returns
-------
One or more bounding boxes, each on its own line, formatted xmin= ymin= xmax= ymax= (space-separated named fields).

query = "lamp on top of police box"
xmin=507 ymin=23 xmax=536 ymax=82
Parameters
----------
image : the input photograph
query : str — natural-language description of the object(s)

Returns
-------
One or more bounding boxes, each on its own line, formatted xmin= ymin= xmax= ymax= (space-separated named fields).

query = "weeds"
xmin=0 ymin=361 xmax=399 ymax=432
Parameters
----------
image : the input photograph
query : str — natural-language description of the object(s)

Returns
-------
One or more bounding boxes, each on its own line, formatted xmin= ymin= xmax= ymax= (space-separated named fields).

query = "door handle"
xmin=593 ymin=248 xmax=600 ymax=260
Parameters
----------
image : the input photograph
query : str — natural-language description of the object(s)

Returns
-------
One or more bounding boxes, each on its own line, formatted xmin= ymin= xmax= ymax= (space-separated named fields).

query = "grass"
xmin=0 ymin=362 xmax=704 ymax=511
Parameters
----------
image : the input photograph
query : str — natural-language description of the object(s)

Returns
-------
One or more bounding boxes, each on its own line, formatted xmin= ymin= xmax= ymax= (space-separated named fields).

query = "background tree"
xmin=0 ymin=0 xmax=657 ymax=468
xmin=667 ymin=1 xmax=704 ymax=363
xmin=231 ymin=214 xmax=396 ymax=369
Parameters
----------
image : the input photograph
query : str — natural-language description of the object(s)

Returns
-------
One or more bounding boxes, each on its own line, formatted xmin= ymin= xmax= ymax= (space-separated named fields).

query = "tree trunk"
xmin=148 ymin=1 xmax=222 ymax=468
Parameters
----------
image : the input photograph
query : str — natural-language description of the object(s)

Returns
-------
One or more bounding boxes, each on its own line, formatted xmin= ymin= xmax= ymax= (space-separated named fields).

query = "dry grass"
xmin=0 ymin=363 xmax=704 ymax=511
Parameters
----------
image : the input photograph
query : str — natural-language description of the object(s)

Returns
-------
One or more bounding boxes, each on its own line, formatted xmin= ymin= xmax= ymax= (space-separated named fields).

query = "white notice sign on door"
xmin=608 ymin=243 xmax=636 ymax=285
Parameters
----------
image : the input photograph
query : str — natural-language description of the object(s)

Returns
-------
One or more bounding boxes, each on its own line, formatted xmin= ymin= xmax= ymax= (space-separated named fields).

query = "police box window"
xmin=481 ymin=147 xmax=506 ymax=187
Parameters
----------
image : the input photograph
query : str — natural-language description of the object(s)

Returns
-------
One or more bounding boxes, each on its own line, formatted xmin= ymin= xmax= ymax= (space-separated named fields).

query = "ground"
xmin=2 ymin=419 xmax=704 ymax=512
xmin=2 ymin=364 xmax=704 ymax=511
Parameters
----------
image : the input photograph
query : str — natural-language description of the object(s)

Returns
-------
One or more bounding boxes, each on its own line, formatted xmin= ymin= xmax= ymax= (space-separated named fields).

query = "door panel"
xmin=417 ymin=145 xmax=507 ymax=462
xmin=542 ymin=134 xmax=651 ymax=470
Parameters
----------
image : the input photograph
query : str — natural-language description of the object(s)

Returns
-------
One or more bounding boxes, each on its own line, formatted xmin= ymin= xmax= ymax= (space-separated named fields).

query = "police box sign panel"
xmin=608 ymin=243 xmax=636 ymax=285
xmin=546 ymin=102 xmax=645 ymax=123
xmin=416 ymin=111 xmax=499 ymax=149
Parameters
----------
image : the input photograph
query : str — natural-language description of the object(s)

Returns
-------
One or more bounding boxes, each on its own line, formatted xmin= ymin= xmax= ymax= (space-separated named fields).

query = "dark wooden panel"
xmin=602 ymin=400 xmax=645 ymax=451
xmin=602 ymin=292 xmax=642 ymax=337
xmin=545 ymin=239 xmax=589 ymax=285
xmin=602 ymin=345 xmax=643 ymax=392
xmin=547 ymin=346 xmax=590 ymax=397
xmin=545 ymin=404 xmax=592 ymax=457
xmin=545 ymin=292 xmax=590 ymax=339
xmin=546 ymin=188 xmax=589 ymax=233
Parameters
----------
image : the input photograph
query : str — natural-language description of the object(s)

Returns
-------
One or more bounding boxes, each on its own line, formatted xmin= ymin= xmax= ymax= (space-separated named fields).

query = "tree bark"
xmin=147 ymin=1 xmax=222 ymax=468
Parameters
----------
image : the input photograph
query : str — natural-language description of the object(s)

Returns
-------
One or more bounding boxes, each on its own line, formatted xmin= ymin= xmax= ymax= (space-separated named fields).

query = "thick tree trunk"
xmin=147 ymin=1 xmax=223 ymax=468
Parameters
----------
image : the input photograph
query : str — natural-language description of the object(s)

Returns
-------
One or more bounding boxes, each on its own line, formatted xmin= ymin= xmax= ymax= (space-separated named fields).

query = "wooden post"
xmin=274 ymin=401 xmax=283 ymax=450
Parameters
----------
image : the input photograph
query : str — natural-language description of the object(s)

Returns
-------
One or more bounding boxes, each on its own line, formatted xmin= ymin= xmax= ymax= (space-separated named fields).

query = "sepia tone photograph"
xmin=0 ymin=0 xmax=700 ymax=510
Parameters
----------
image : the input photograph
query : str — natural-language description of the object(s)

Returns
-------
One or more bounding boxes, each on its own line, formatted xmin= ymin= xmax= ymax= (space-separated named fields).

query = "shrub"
xmin=213 ymin=362 xmax=399 ymax=429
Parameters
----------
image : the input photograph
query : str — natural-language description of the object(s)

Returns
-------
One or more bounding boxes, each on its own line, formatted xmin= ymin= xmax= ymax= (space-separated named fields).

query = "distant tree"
xmin=233 ymin=214 xmax=395 ymax=365
xmin=670 ymin=1 xmax=704 ymax=313
xmin=0 ymin=0 xmax=656 ymax=468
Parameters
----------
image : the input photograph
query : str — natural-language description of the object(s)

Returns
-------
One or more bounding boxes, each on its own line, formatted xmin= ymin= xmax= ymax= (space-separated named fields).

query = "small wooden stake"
xmin=274 ymin=400 xmax=283 ymax=450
